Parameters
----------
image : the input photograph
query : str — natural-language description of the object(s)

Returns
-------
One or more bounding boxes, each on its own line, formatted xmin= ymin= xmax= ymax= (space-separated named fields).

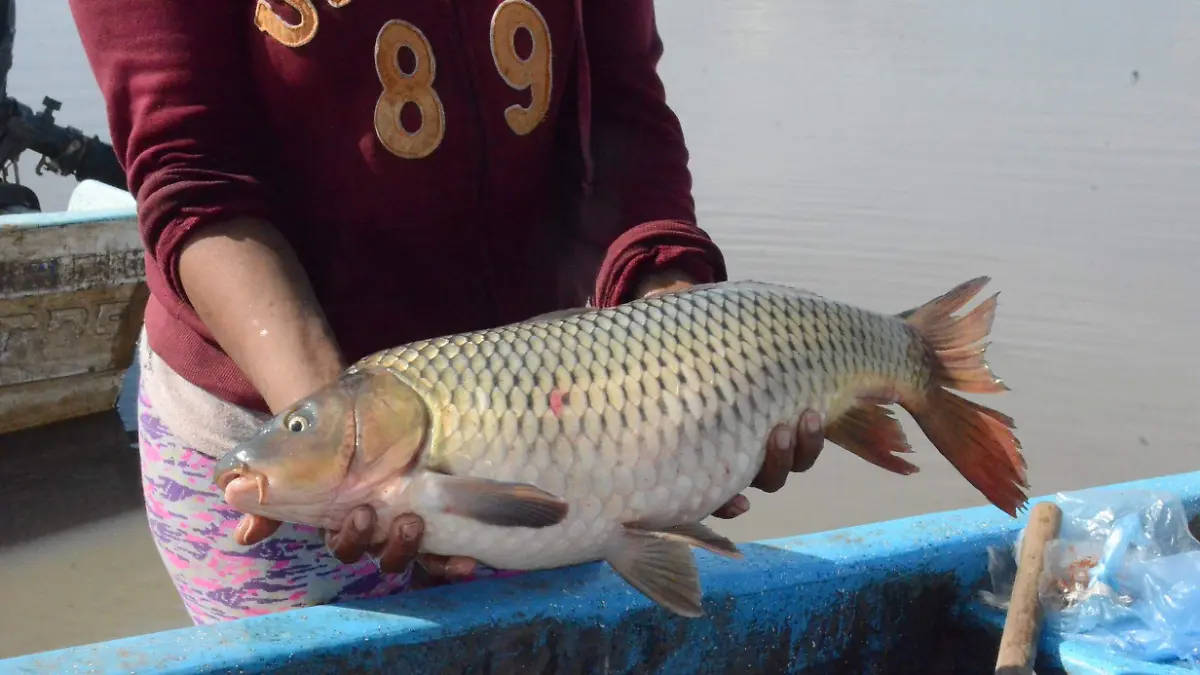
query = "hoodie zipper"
xmin=446 ymin=0 xmax=501 ymax=326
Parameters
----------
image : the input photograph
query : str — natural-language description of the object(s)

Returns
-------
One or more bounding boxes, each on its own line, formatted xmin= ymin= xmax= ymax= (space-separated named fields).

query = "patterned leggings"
xmin=137 ymin=380 xmax=414 ymax=624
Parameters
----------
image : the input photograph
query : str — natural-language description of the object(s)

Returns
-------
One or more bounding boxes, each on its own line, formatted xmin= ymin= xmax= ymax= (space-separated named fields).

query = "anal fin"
xmin=827 ymin=403 xmax=920 ymax=475
xmin=607 ymin=525 xmax=704 ymax=618
xmin=434 ymin=475 xmax=568 ymax=528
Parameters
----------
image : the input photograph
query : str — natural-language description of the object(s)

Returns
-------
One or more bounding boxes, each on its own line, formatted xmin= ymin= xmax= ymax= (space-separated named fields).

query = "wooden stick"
xmin=995 ymin=501 xmax=1063 ymax=675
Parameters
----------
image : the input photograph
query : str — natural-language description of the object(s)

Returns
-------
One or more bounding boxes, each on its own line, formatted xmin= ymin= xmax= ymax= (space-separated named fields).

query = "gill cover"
xmin=342 ymin=367 xmax=430 ymax=475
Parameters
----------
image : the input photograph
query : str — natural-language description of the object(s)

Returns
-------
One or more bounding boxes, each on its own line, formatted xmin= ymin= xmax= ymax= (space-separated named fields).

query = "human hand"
xmin=710 ymin=410 xmax=825 ymax=518
xmin=323 ymin=510 xmax=479 ymax=581
xmin=235 ymin=509 xmax=479 ymax=579
xmin=635 ymin=271 xmax=828 ymax=519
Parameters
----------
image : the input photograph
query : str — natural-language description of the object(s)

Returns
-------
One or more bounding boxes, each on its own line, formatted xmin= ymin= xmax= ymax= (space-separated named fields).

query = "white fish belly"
xmin=415 ymin=412 xmax=781 ymax=571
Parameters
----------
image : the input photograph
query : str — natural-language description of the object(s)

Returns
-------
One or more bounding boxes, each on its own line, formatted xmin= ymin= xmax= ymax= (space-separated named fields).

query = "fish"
xmin=213 ymin=276 xmax=1027 ymax=618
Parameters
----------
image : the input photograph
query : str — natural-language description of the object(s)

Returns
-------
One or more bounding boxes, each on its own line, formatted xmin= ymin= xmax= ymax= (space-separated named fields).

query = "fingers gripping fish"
xmin=213 ymin=277 xmax=1027 ymax=618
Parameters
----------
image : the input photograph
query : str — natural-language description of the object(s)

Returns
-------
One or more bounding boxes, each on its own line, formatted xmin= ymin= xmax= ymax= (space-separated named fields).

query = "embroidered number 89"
xmin=371 ymin=0 xmax=554 ymax=159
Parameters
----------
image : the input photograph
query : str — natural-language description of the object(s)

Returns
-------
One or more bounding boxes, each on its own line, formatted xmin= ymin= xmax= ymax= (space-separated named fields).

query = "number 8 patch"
xmin=373 ymin=20 xmax=446 ymax=160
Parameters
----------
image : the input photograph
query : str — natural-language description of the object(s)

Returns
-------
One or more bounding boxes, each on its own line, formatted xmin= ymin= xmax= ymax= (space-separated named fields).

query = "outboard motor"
xmin=0 ymin=0 xmax=126 ymax=214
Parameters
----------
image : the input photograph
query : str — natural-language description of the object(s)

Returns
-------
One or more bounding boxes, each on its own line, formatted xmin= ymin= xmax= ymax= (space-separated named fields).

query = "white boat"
xmin=0 ymin=181 xmax=142 ymax=435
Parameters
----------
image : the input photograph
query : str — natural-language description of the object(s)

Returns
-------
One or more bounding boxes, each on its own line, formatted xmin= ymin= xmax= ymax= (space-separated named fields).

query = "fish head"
xmin=212 ymin=367 xmax=430 ymax=529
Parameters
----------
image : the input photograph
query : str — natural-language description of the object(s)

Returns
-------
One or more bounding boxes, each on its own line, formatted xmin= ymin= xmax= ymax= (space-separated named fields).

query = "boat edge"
xmin=1 ymin=470 xmax=1196 ymax=674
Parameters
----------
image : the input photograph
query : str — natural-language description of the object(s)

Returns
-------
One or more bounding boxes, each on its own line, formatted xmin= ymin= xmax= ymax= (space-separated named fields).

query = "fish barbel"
xmin=214 ymin=277 xmax=1027 ymax=617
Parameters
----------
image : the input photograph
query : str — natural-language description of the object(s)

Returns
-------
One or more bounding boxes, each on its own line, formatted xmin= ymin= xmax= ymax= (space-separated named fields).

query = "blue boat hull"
xmin=2 ymin=471 xmax=1196 ymax=675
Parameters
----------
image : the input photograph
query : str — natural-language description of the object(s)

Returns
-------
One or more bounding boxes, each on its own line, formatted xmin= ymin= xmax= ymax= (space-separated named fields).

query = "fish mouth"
xmin=215 ymin=462 xmax=269 ymax=506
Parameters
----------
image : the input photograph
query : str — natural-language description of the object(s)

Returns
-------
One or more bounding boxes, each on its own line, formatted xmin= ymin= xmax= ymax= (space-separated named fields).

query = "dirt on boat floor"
xmin=0 ymin=413 xmax=192 ymax=658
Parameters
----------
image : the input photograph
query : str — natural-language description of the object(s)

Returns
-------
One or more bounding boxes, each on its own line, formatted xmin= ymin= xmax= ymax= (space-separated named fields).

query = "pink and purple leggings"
xmin=136 ymin=381 xmax=417 ymax=624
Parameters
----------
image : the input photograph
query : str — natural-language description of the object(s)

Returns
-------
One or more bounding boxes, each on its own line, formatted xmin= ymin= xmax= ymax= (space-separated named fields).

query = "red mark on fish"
xmin=549 ymin=389 xmax=565 ymax=417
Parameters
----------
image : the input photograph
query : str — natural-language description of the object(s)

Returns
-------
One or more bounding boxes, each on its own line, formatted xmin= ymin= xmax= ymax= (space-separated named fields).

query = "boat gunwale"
xmin=0 ymin=206 xmax=137 ymax=231
xmin=1 ymin=470 xmax=1196 ymax=675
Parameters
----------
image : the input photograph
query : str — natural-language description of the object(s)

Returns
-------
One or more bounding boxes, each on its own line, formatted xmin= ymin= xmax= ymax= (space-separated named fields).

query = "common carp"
xmin=213 ymin=277 xmax=1027 ymax=617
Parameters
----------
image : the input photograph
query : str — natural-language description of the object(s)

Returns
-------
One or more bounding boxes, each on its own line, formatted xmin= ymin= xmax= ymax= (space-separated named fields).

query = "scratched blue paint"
xmin=0 ymin=207 xmax=137 ymax=229
xmin=2 ymin=471 xmax=1196 ymax=675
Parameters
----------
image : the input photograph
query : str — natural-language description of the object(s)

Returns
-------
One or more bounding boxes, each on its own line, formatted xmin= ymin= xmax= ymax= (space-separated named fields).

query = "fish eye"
xmin=285 ymin=413 xmax=310 ymax=433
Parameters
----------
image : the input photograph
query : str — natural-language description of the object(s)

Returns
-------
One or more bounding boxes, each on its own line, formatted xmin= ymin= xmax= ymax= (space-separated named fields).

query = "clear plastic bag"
xmin=982 ymin=487 xmax=1200 ymax=667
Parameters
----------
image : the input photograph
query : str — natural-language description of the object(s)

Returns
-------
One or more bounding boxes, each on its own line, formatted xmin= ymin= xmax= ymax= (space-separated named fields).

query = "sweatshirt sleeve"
xmin=68 ymin=0 xmax=280 ymax=318
xmin=577 ymin=0 xmax=729 ymax=308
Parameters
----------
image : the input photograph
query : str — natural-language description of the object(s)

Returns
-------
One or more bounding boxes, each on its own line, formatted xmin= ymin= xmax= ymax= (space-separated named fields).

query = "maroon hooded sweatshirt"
xmin=68 ymin=0 xmax=728 ymax=413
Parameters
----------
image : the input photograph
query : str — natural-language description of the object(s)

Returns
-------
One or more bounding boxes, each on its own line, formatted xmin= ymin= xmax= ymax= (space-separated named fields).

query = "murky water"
xmin=3 ymin=0 xmax=1200 ymax=660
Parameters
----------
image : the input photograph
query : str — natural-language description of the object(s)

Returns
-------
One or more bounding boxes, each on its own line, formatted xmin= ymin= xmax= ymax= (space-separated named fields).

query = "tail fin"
xmin=900 ymin=277 xmax=1030 ymax=516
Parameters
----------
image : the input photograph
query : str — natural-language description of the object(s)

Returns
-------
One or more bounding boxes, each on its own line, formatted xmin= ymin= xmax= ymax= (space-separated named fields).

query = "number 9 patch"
xmin=490 ymin=0 xmax=554 ymax=137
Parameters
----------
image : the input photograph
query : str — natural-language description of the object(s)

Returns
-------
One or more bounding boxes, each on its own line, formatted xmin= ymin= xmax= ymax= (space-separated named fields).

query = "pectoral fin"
xmin=607 ymin=525 xmax=704 ymax=618
xmin=433 ymin=475 xmax=568 ymax=528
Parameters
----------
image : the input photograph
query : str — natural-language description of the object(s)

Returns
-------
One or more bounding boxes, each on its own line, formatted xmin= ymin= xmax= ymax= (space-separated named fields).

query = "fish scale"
xmin=218 ymin=277 xmax=1028 ymax=618
xmin=346 ymin=281 xmax=923 ymax=568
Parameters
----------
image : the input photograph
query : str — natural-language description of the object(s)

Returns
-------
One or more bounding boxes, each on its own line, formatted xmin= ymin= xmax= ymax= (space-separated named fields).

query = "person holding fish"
xmin=67 ymin=0 xmax=827 ymax=623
